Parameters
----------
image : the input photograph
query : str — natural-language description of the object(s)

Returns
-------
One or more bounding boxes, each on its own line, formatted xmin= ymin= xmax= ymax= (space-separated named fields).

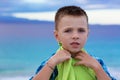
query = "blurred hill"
xmin=0 ymin=15 xmax=53 ymax=24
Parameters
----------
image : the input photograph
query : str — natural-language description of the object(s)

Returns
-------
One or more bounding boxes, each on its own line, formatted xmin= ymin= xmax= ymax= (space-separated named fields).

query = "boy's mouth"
xmin=70 ymin=42 xmax=80 ymax=48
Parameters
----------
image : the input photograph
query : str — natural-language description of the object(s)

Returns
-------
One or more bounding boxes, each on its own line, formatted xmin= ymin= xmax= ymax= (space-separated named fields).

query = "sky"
xmin=0 ymin=0 xmax=120 ymax=24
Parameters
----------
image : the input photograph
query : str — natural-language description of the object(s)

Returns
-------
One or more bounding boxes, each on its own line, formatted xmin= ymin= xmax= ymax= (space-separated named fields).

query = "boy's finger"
xmin=74 ymin=61 xmax=84 ymax=66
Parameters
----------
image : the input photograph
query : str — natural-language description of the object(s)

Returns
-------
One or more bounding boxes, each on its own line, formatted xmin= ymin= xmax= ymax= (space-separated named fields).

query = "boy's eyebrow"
xmin=64 ymin=27 xmax=72 ymax=29
xmin=65 ymin=26 xmax=87 ymax=29
xmin=63 ymin=27 xmax=73 ymax=30
xmin=63 ymin=27 xmax=87 ymax=31
xmin=78 ymin=27 xmax=87 ymax=29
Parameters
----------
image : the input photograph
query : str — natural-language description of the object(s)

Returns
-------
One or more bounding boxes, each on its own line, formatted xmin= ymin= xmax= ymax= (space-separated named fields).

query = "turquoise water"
xmin=0 ymin=23 xmax=120 ymax=79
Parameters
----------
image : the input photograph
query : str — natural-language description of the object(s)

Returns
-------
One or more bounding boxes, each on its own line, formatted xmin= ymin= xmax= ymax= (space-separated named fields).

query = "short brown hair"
xmin=55 ymin=5 xmax=88 ymax=30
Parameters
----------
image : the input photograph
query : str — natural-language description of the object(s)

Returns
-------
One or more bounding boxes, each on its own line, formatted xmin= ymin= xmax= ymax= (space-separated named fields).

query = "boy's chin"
xmin=70 ymin=49 xmax=81 ymax=53
xmin=69 ymin=50 xmax=81 ymax=57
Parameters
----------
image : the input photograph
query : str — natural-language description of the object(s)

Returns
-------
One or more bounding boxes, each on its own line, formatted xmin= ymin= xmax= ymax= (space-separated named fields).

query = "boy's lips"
xmin=70 ymin=42 xmax=80 ymax=48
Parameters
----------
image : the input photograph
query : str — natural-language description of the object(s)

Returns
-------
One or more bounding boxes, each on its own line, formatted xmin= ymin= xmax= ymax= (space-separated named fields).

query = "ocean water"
xmin=0 ymin=22 xmax=120 ymax=80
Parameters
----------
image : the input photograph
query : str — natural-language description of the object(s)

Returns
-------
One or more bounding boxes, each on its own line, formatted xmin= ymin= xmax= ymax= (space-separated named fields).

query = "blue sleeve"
xmin=96 ymin=57 xmax=116 ymax=80
xmin=29 ymin=53 xmax=58 ymax=80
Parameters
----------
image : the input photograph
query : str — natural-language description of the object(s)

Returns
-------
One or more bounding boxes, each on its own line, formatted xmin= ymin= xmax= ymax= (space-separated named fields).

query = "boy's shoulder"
xmin=92 ymin=56 xmax=105 ymax=65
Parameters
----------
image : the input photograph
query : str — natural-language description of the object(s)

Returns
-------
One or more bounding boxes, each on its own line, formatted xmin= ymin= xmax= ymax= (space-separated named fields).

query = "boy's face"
xmin=54 ymin=15 xmax=89 ymax=54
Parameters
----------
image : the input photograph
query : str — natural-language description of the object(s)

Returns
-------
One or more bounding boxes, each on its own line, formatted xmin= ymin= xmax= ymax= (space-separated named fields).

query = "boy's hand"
xmin=74 ymin=51 xmax=101 ymax=70
xmin=48 ymin=50 xmax=71 ymax=67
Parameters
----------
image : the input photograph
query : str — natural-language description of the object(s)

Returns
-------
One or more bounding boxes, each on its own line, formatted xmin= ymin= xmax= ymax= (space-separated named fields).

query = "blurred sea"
xmin=0 ymin=21 xmax=120 ymax=80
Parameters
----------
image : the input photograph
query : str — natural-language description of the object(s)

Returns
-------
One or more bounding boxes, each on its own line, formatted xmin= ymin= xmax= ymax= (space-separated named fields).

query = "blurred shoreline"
xmin=1 ymin=76 xmax=30 ymax=80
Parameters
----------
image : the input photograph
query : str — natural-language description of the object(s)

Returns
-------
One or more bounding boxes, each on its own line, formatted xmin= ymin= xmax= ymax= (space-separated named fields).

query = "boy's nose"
xmin=72 ymin=32 xmax=79 ymax=40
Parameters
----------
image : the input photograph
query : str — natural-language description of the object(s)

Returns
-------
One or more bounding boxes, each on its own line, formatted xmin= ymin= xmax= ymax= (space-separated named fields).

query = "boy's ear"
xmin=54 ymin=30 xmax=59 ymax=42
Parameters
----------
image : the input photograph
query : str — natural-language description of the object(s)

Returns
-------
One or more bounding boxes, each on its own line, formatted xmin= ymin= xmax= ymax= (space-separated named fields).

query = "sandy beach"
xmin=1 ymin=76 xmax=30 ymax=80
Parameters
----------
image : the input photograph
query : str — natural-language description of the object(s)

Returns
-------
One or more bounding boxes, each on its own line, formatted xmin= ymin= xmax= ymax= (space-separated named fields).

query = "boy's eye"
xmin=78 ymin=29 xmax=85 ymax=32
xmin=64 ymin=29 xmax=72 ymax=33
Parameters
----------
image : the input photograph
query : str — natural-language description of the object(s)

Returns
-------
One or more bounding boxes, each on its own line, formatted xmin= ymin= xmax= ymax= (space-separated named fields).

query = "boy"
xmin=30 ymin=5 xmax=116 ymax=80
